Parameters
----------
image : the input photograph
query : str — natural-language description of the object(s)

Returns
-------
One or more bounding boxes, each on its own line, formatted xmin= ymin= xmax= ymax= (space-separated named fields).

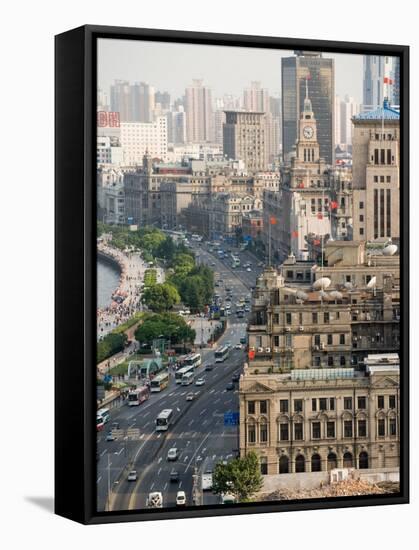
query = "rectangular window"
xmin=380 ymin=189 xmax=385 ymax=237
xmin=380 ymin=175 xmax=385 ymax=183
xmin=378 ymin=418 xmax=385 ymax=437
xmin=280 ymin=399 xmax=289 ymax=413
xmin=327 ymin=334 xmax=333 ymax=345
xmin=247 ymin=401 xmax=255 ymax=414
xmin=344 ymin=397 xmax=352 ymax=410
xmin=377 ymin=395 xmax=385 ymax=409
xmin=387 ymin=149 xmax=392 ymax=164
xmin=386 ymin=189 xmax=391 ymax=237
xmin=386 ymin=175 xmax=391 ymax=183
xmin=286 ymin=313 xmax=292 ymax=324
xmin=380 ymin=149 xmax=385 ymax=164
xmin=344 ymin=420 xmax=353 ymax=438
xmin=328 ymin=356 xmax=334 ymax=366
xmin=324 ymin=312 xmax=329 ymax=323
xmin=389 ymin=395 xmax=396 ymax=409
xmin=357 ymin=396 xmax=366 ymax=409
xmin=312 ymin=398 xmax=317 ymax=412
xmin=260 ymin=423 xmax=268 ymax=443
xmin=280 ymin=423 xmax=289 ymax=441
xmin=294 ymin=423 xmax=303 ymax=440
xmin=319 ymin=398 xmax=327 ymax=411
xmin=374 ymin=149 xmax=379 ymax=164
xmin=248 ymin=425 xmax=256 ymax=443
xmin=359 ymin=201 xmax=364 ymax=209
xmin=294 ymin=399 xmax=303 ymax=413
xmin=374 ymin=189 xmax=378 ymax=238
xmin=373 ymin=175 xmax=378 ymax=183
xmin=312 ymin=422 xmax=321 ymax=439
xmin=260 ymin=400 xmax=267 ymax=414
xmin=358 ymin=419 xmax=367 ymax=437
xmin=340 ymin=334 xmax=345 ymax=345
xmin=329 ymin=398 xmax=335 ymax=411
xmin=312 ymin=312 xmax=318 ymax=323
xmin=389 ymin=417 xmax=397 ymax=436
xmin=359 ymin=214 xmax=364 ymax=222
xmin=327 ymin=421 xmax=335 ymax=438
xmin=314 ymin=334 xmax=321 ymax=346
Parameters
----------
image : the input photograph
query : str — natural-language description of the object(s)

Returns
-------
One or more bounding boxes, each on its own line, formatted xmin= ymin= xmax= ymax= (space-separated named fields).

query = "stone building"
xmin=239 ymin=355 xmax=400 ymax=475
xmin=223 ymin=111 xmax=267 ymax=172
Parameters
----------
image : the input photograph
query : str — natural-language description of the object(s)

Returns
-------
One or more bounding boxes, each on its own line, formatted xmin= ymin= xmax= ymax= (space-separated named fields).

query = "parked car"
xmin=167 ymin=448 xmax=179 ymax=461
xmin=176 ymin=491 xmax=186 ymax=506
xmin=127 ymin=470 xmax=137 ymax=481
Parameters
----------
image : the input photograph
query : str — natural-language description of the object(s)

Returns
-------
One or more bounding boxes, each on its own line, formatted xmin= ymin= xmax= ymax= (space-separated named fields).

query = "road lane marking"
xmin=157 ymin=457 xmax=162 ymax=464
xmin=97 ymin=476 xmax=102 ymax=483
xmin=184 ymin=432 xmax=211 ymax=473
xmin=129 ymin=422 xmax=136 ymax=428
xmin=188 ymin=419 xmax=194 ymax=426
xmin=178 ymin=481 xmax=182 ymax=489
xmin=100 ymin=450 xmax=107 ymax=457
xmin=140 ymin=433 xmax=145 ymax=440
xmin=164 ymin=482 xmax=168 ymax=490
xmin=157 ymin=433 xmax=162 ymax=438
xmin=192 ymin=432 xmax=197 ymax=438
xmin=199 ymin=408 xmax=207 ymax=416
xmin=157 ymin=468 xmax=162 ymax=476
xmin=150 ymin=482 xmax=155 ymax=490
xmin=114 ymin=448 xmax=124 ymax=456
xmin=169 ymin=392 xmax=174 ymax=396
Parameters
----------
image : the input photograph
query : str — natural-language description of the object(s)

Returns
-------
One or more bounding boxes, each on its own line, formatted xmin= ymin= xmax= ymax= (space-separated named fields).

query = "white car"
xmin=246 ymin=267 xmax=252 ymax=272
xmin=167 ymin=448 xmax=179 ymax=461
xmin=127 ymin=470 xmax=137 ymax=481
xmin=176 ymin=491 xmax=186 ymax=506
xmin=235 ymin=343 xmax=242 ymax=349
xmin=195 ymin=378 xmax=205 ymax=386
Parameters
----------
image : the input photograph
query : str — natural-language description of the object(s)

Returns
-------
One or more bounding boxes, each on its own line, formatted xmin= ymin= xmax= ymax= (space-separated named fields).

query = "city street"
xmin=96 ymin=244 xmax=260 ymax=511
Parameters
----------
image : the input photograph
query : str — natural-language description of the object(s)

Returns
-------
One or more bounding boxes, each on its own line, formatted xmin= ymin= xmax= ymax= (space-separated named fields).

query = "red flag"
xmin=291 ymin=230 xmax=299 ymax=238
xmin=317 ymin=213 xmax=323 ymax=220
xmin=297 ymin=181 xmax=304 ymax=189
xmin=313 ymin=239 xmax=321 ymax=246
xmin=330 ymin=201 xmax=338 ymax=210
xmin=270 ymin=216 xmax=277 ymax=225
xmin=248 ymin=350 xmax=255 ymax=360
xmin=384 ymin=77 xmax=394 ymax=85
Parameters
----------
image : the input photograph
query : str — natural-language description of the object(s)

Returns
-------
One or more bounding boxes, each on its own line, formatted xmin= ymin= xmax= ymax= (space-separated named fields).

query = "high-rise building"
xmin=185 ymin=79 xmax=213 ymax=143
xmin=392 ymin=57 xmax=400 ymax=108
xmin=282 ymin=51 xmax=335 ymax=165
xmin=155 ymin=90 xmax=171 ymax=111
xmin=120 ymin=116 xmax=168 ymax=166
xmin=131 ymin=82 xmax=155 ymax=123
xmin=110 ymin=80 xmax=132 ymax=122
xmin=363 ymin=55 xmax=394 ymax=112
xmin=168 ymin=106 xmax=187 ymax=144
xmin=352 ymin=100 xmax=400 ymax=242
xmin=335 ymin=95 xmax=359 ymax=148
xmin=223 ymin=111 xmax=267 ymax=172
xmin=243 ymin=81 xmax=270 ymax=112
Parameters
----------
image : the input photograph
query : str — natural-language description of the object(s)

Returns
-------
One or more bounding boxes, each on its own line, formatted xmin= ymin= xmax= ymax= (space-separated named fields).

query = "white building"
xmin=335 ymin=95 xmax=360 ymax=149
xmin=120 ymin=117 xmax=168 ymax=166
xmin=97 ymin=136 xmax=123 ymax=165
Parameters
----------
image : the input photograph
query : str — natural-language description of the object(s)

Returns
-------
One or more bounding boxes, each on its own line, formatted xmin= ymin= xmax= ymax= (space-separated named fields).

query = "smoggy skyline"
xmin=98 ymin=38 xmax=366 ymax=104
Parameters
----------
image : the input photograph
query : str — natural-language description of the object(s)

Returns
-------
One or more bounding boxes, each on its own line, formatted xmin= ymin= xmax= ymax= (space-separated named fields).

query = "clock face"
xmin=303 ymin=126 xmax=314 ymax=139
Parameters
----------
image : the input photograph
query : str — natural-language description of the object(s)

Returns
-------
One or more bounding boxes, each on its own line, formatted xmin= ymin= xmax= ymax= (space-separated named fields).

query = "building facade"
xmin=120 ymin=117 xmax=168 ymax=166
xmin=239 ymin=357 xmax=400 ymax=475
xmin=185 ymin=79 xmax=213 ymax=143
xmin=223 ymin=111 xmax=267 ymax=172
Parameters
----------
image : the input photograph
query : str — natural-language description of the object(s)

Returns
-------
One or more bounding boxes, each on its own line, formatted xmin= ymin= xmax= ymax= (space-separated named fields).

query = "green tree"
xmin=157 ymin=236 xmax=176 ymax=261
xmin=134 ymin=313 xmax=195 ymax=347
xmin=212 ymin=451 xmax=263 ymax=502
xmin=142 ymin=283 xmax=180 ymax=313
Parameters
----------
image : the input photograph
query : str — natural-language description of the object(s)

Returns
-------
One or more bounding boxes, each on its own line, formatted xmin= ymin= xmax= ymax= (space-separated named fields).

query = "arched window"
xmin=359 ymin=451 xmax=369 ymax=469
xmin=279 ymin=455 xmax=289 ymax=474
xmin=295 ymin=454 xmax=305 ymax=473
xmin=327 ymin=452 xmax=338 ymax=471
xmin=311 ymin=453 xmax=322 ymax=472
xmin=247 ymin=420 xmax=256 ymax=444
xmin=343 ymin=451 xmax=353 ymax=468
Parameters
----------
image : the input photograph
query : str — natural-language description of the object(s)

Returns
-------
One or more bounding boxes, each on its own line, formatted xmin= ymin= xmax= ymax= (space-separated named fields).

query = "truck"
xmin=201 ymin=471 xmax=213 ymax=491
xmin=146 ymin=491 xmax=163 ymax=508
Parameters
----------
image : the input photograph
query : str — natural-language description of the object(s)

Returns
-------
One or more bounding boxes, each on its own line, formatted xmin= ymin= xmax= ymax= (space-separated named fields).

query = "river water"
xmin=97 ymin=258 xmax=120 ymax=309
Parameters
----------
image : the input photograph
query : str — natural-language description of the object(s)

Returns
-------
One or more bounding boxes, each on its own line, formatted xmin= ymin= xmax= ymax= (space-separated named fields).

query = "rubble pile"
xmin=262 ymin=479 xmax=398 ymax=501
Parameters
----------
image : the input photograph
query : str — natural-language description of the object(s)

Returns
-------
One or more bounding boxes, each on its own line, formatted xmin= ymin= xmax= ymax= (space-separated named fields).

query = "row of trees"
xmin=134 ymin=312 xmax=196 ymax=347
xmin=97 ymin=332 xmax=128 ymax=364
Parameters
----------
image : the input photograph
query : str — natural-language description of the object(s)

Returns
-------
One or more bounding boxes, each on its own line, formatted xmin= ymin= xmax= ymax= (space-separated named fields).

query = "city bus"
xmin=175 ymin=364 xmax=195 ymax=384
xmin=97 ymin=407 xmax=110 ymax=424
xmin=184 ymin=353 xmax=202 ymax=369
xmin=231 ymin=255 xmax=240 ymax=268
xmin=96 ymin=414 xmax=105 ymax=432
xmin=181 ymin=371 xmax=195 ymax=385
xmin=155 ymin=409 xmax=173 ymax=431
xmin=215 ymin=345 xmax=230 ymax=363
xmin=128 ymin=385 xmax=150 ymax=406
xmin=150 ymin=371 xmax=170 ymax=393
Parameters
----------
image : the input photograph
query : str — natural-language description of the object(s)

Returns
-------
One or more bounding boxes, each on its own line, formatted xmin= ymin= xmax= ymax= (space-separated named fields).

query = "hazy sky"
xmin=98 ymin=38 xmax=364 ymax=104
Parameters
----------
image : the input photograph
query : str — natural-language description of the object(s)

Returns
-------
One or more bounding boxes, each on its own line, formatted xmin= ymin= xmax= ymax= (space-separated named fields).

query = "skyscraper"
xmin=392 ymin=57 xmax=400 ymax=108
xmin=282 ymin=51 xmax=335 ymax=165
xmin=223 ymin=111 xmax=267 ymax=172
xmin=363 ymin=55 xmax=394 ymax=112
xmin=110 ymin=80 xmax=155 ymax=122
xmin=110 ymin=80 xmax=132 ymax=121
xmin=335 ymin=95 xmax=359 ymax=148
xmin=185 ymin=79 xmax=213 ymax=143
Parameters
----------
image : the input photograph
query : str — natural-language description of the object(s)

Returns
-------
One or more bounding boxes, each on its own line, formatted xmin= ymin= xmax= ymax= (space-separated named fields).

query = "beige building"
xmin=223 ymin=111 xmax=267 ymax=172
xmin=185 ymin=79 xmax=213 ymax=143
xmin=351 ymin=101 xmax=400 ymax=242
xmin=239 ymin=355 xmax=400 ymax=475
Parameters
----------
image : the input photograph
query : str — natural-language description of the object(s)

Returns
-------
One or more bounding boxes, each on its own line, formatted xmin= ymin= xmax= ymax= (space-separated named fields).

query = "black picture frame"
xmin=55 ymin=24 xmax=409 ymax=525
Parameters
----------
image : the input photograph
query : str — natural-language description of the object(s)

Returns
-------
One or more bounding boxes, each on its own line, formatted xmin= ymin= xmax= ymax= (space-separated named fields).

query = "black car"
xmin=226 ymin=382 xmax=234 ymax=391
xmin=232 ymin=373 xmax=240 ymax=383
xmin=170 ymin=470 xmax=180 ymax=482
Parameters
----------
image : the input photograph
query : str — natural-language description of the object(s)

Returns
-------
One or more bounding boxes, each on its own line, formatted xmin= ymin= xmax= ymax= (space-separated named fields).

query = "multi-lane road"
xmin=96 ymin=243 xmax=263 ymax=512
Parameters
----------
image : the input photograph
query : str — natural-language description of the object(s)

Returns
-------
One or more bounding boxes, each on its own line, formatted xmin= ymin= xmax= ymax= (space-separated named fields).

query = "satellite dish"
xmin=313 ymin=277 xmax=331 ymax=290
xmin=296 ymin=290 xmax=309 ymax=301
xmin=344 ymin=281 xmax=353 ymax=290
xmin=367 ymin=276 xmax=377 ymax=289
xmin=383 ymin=244 xmax=398 ymax=256
xmin=330 ymin=290 xmax=343 ymax=300
xmin=319 ymin=290 xmax=327 ymax=299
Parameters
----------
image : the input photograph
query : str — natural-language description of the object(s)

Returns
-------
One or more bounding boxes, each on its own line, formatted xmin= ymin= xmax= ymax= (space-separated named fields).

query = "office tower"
xmin=120 ymin=116 xmax=168 ymax=166
xmin=352 ymin=100 xmax=400 ymax=241
xmin=185 ymin=79 xmax=213 ymax=143
xmin=335 ymin=95 xmax=359 ymax=148
xmin=282 ymin=51 xmax=335 ymax=165
xmin=223 ymin=111 xmax=267 ymax=172
xmin=110 ymin=80 xmax=132 ymax=121
xmin=155 ymin=90 xmax=171 ymax=111
xmin=131 ymin=82 xmax=155 ymax=122
xmin=243 ymin=81 xmax=270 ymax=112
xmin=168 ymin=106 xmax=187 ymax=144
xmin=363 ymin=55 xmax=394 ymax=111
xmin=392 ymin=57 xmax=400 ymax=108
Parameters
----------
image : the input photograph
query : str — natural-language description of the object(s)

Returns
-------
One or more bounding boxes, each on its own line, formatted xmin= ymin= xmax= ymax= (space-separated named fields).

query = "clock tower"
xmin=295 ymin=80 xmax=320 ymax=164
